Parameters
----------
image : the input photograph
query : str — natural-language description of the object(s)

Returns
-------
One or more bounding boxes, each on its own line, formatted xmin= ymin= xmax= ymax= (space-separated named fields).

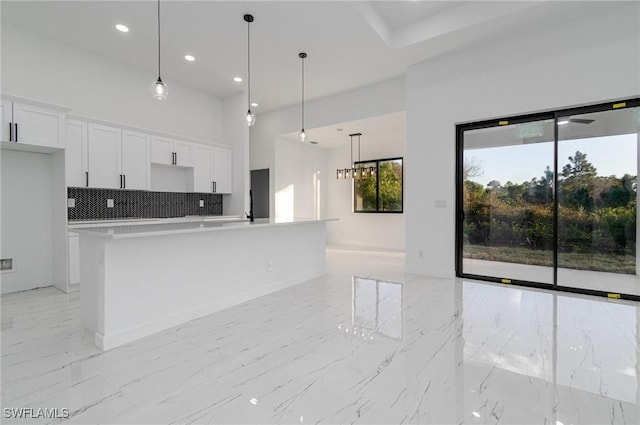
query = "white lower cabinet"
xmin=68 ymin=233 xmax=80 ymax=287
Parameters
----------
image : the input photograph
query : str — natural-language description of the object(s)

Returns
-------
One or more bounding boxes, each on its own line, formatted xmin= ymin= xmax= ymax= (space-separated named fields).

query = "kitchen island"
xmin=76 ymin=218 xmax=334 ymax=350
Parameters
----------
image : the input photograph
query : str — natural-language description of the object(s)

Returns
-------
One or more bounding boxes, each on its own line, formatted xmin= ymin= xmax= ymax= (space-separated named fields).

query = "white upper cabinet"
xmin=1 ymin=100 xmax=11 ymax=142
xmin=87 ymin=123 xmax=122 ymax=189
xmin=193 ymin=144 xmax=213 ymax=193
xmin=150 ymin=136 xmax=173 ymax=165
xmin=173 ymin=140 xmax=194 ymax=167
xmin=2 ymin=99 xmax=65 ymax=147
xmin=121 ymin=130 xmax=151 ymax=190
xmin=150 ymin=136 xmax=193 ymax=167
xmin=213 ymin=146 xmax=232 ymax=194
xmin=66 ymin=120 xmax=88 ymax=187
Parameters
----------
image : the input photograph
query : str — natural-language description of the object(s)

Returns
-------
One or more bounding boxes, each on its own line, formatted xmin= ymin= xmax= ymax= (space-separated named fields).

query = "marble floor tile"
xmin=2 ymin=248 xmax=639 ymax=424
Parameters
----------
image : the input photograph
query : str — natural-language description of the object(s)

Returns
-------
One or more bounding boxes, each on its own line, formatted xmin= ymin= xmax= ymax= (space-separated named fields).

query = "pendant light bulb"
xmin=299 ymin=129 xmax=307 ymax=142
xmin=151 ymin=78 xmax=168 ymax=100
xmin=152 ymin=0 xmax=168 ymax=100
xmin=246 ymin=110 xmax=256 ymax=127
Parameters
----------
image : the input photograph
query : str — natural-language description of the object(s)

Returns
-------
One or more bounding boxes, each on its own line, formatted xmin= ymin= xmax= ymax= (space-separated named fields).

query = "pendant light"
xmin=298 ymin=52 xmax=307 ymax=142
xmin=244 ymin=14 xmax=255 ymax=127
xmin=151 ymin=0 xmax=168 ymax=100
xmin=336 ymin=133 xmax=376 ymax=179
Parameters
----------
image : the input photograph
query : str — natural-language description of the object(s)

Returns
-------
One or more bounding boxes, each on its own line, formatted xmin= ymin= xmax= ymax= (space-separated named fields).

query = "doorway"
xmin=250 ymin=168 xmax=270 ymax=219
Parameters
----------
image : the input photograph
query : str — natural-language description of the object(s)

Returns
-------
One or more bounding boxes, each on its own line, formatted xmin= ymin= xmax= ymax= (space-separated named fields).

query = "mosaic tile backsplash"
xmin=67 ymin=187 xmax=223 ymax=221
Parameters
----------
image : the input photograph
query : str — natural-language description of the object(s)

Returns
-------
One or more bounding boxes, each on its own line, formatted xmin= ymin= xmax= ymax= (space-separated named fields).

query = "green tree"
xmin=379 ymin=160 xmax=402 ymax=211
xmin=560 ymin=151 xmax=597 ymax=210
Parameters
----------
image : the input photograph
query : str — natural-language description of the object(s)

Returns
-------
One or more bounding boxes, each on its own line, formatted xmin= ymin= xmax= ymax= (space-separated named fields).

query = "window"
xmin=354 ymin=157 xmax=403 ymax=213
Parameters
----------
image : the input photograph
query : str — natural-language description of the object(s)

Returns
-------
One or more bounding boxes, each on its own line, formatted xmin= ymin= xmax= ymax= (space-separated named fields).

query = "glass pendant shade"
xmin=151 ymin=78 xmax=168 ymax=100
xmin=299 ymin=129 xmax=307 ymax=142
xmin=246 ymin=110 xmax=256 ymax=127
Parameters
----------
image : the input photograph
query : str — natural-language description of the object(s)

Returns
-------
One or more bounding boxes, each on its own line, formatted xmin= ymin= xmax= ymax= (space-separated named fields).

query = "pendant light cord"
xmin=301 ymin=57 xmax=305 ymax=129
xmin=157 ymin=0 xmax=161 ymax=79
xmin=247 ymin=20 xmax=251 ymax=109
xmin=350 ymin=134 xmax=354 ymax=166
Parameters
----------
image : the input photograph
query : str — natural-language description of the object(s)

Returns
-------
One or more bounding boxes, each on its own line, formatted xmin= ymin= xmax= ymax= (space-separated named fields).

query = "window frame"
xmin=353 ymin=156 xmax=404 ymax=214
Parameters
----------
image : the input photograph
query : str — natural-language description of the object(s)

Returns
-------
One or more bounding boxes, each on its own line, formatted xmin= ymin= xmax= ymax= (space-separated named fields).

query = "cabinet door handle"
xmin=85 ymin=171 xmax=89 ymax=187
xmin=14 ymin=123 xmax=18 ymax=142
xmin=213 ymin=181 xmax=217 ymax=193
xmin=8 ymin=122 xmax=12 ymax=141
xmin=174 ymin=152 xmax=177 ymax=165
xmin=119 ymin=174 xmax=123 ymax=189
xmin=123 ymin=174 xmax=126 ymax=189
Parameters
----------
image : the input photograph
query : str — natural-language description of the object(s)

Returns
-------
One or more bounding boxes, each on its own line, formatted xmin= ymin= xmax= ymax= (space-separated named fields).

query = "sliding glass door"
xmin=457 ymin=98 xmax=640 ymax=298
xmin=557 ymin=106 xmax=640 ymax=296
xmin=459 ymin=117 xmax=555 ymax=285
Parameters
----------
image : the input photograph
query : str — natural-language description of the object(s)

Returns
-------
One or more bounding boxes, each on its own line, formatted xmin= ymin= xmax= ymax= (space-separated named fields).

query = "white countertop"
xmin=74 ymin=217 xmax=336 ymax=239
xmin=68 ymin=215 xmax=242 ymax=229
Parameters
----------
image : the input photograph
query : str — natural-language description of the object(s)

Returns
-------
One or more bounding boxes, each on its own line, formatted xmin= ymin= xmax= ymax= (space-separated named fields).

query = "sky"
xmin=467 ymin=134 xmax=638 ymax=187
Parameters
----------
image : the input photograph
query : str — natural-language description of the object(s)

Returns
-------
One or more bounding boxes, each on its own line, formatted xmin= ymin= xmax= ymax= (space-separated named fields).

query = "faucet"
xmin=246 ymin=189 xmax=254 ymax=222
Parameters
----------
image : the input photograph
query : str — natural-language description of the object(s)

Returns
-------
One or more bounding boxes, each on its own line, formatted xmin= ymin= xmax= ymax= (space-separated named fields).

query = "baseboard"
xmin=95 ymin=269 xmax=327 ymax=351
xmin=404 ymin=266 xmax=455 ymax=279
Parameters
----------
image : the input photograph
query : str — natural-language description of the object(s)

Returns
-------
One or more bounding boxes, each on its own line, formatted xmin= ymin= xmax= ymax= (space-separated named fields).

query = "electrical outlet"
xmin=0 ymin=258 xmax=13 ymax=272
xmin=267 ymin=262 xmax=273 ymax=272
xmin=199 ymin=200 xmax=204 ymax=208
xmin=67 ymin=198 xmax=76 ymax=208
xmin=107 ymin=199 xmax=114 ymax=208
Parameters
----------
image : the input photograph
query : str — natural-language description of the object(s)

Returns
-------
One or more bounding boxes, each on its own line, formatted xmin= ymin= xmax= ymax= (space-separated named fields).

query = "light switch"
xmin=199 ymin=200 xmax=204 ymax=208
xmin=67 ymin=198 xmax=76 ymax=208
xmin=107 ymin=199 xmax=114 ymax=208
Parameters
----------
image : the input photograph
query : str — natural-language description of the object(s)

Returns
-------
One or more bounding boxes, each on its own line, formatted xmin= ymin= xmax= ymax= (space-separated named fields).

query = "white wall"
xmin=1 ymin=150 xmax=52 ymax=293
xmin=251 ymin=77 xmax=405 ymax=219
xmin=405 ymin=4 xmax=640 ymax=277
xmin=326 ymin=137 xmax=406 ymax=250
xmin=223 ymin=93 xmax=250 ymax=216
xmin=274 ymin=138 xmax=327 ymax=220
xmin=1 ymin=23 xmax=223 ymax=143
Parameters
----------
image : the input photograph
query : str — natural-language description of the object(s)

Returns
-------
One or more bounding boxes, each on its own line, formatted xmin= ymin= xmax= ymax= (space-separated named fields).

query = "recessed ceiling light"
xmin=184 ymin=55 xmax=195 ymax=62
xmin=115 ymin=24 xmax=129 ymax=33
xmin=251 ymin=102 xmax=258 ymax=107
xmin=233 ymin=77 xmax=243 ymax=83
xmin=558 ymin=120 xmax=569 ymax=125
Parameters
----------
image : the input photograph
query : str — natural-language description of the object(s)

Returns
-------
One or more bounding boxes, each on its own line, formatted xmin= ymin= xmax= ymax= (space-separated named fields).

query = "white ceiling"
xmin=281 ymin=111 xmax=406 ymax=150
xmin=1 ymin=1 xmax=628 ymax=113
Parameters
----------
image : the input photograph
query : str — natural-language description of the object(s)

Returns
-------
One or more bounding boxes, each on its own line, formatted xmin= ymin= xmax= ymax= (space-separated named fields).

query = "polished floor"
xmin=2 ymin=248 xmax=640 ymax=424
xmin=464 ymin=257 xmax=640 ymax=296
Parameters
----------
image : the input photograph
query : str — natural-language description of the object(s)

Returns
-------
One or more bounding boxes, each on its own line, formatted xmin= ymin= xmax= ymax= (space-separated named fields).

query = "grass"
xmin=463 ymin=244 xmax=636 ymax=274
